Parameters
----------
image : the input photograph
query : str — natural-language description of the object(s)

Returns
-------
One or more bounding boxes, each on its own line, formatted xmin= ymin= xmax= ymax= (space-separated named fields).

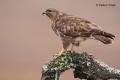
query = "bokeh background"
xmin=0 ymin=0 xmax=120 ymax=80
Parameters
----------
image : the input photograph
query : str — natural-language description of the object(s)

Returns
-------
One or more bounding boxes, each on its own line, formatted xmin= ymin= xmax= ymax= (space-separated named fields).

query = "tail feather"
xmin=94 ymin=35 xmax=112 ymax=44
xmin=101 ymin=32 xmax=115 ymax=40
xmin=92 ymin=30 xmax=115 ymax=44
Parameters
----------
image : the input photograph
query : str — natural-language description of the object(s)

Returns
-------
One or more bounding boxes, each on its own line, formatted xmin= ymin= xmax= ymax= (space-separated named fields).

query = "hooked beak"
xmin=42 ymin=12 xmax=46 ymax=15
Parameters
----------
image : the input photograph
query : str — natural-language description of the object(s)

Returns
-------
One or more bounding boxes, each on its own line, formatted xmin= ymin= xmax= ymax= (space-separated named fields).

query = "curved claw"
xmin=54 ymin=49 xmax=65 ymax=57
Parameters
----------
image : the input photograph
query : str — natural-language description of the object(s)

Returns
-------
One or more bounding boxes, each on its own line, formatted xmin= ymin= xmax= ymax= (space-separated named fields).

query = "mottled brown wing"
xmin=56 ymin=16 xmax=101 ymax=38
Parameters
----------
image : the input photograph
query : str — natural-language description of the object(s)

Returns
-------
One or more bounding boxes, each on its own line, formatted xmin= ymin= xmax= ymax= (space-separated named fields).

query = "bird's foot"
xmin=66 ymin=49 xmax=75 ymax=53
xmin=66 ymin=43 xmax=75 ymax=53
xmin=54 ymin=49 xmax=66 ymax=57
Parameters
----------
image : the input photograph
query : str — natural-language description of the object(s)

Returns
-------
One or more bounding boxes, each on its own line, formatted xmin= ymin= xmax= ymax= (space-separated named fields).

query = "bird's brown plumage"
xmin=43 ymin=8 xmax=115 ymax=52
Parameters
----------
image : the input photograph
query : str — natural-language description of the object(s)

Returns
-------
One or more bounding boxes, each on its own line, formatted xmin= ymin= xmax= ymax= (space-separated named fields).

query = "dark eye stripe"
xmin=46 ymin=9 xmax=52 ymax=12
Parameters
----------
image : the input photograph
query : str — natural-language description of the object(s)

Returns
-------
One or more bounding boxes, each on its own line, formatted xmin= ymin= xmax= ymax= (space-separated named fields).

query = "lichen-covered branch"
xmin=41 ymin=51 xmax=120 ymax=80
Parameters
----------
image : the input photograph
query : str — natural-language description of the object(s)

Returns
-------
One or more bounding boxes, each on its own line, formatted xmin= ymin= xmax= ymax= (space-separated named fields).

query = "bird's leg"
xmin=55 ymin=48 xmax=65 ymax=56
xmin=67 ymin=43 xmax=74 ymax=53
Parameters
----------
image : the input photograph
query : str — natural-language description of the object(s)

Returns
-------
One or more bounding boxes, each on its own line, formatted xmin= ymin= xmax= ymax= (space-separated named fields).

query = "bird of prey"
xmin=42 ymin=8 xmax=115 ymax=56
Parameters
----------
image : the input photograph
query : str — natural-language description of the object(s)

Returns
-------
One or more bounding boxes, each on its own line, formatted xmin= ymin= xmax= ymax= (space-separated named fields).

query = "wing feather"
xmin=56 ymin=16 xmax=101 ymax=38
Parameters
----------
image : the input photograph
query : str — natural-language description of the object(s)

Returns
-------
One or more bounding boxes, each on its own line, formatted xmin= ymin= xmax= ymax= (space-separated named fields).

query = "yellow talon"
xmin=54 ymin=43 xmax=74 ymax=56
xmin=67 ymin=43 xmax=74 ymax=53
xmin=55 ymin=49 xmax=65 ymax=56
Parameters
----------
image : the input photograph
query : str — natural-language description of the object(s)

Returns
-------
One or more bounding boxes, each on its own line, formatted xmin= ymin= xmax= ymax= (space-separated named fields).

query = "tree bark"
xmin=41 ymin=51 xmax=120 ymax=80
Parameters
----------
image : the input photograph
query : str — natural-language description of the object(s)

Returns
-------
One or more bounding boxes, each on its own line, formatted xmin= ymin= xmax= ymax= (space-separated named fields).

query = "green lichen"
xmin=42 ymin=51 xmax=120 ymax=80
xmin=47 ymin=52 xmax=72 ymax=71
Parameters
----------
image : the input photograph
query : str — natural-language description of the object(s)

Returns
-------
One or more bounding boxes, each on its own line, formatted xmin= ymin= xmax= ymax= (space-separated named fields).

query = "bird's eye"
xmin=47 ymin=9 xmax=52 ymax=12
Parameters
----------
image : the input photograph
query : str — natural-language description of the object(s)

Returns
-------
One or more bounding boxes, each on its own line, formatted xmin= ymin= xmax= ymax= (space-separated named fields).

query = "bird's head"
xmin=42 ymin=8 xmax=60 ymax=21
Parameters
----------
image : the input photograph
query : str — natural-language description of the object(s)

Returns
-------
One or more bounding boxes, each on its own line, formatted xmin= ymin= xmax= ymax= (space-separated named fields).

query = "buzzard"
xmin=42 ymin=8 xmax=115 ymax=56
